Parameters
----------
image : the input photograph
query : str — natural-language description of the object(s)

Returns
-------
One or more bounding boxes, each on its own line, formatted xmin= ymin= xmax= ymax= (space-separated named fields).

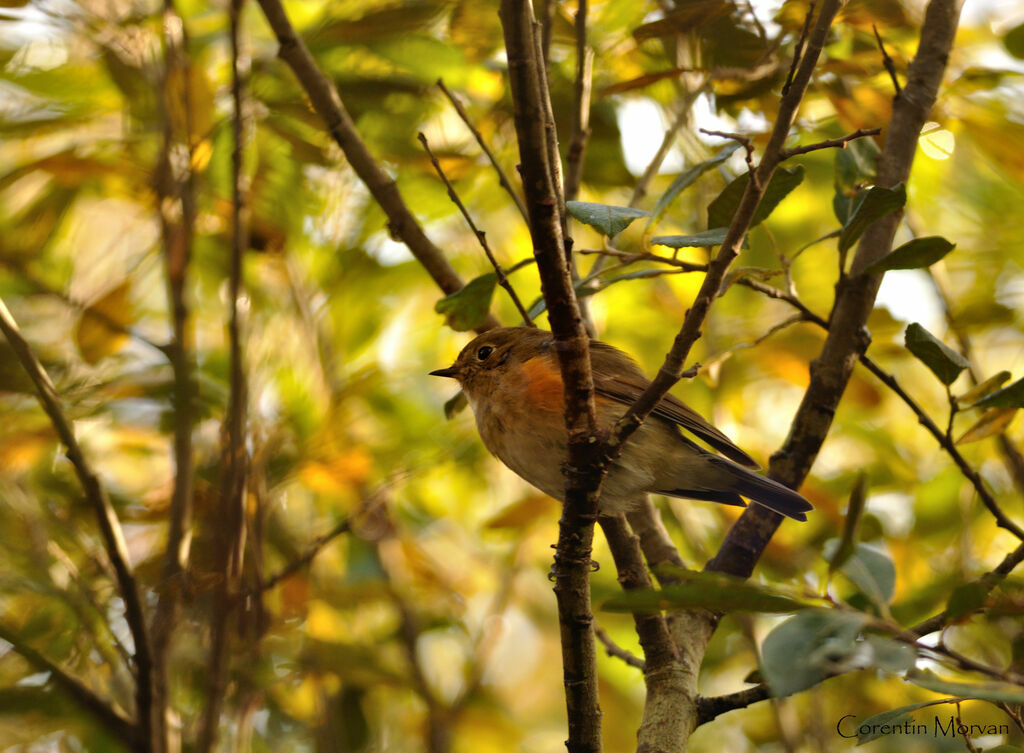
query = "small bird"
xmin=430 ymin=327 xmax=812 ymax=521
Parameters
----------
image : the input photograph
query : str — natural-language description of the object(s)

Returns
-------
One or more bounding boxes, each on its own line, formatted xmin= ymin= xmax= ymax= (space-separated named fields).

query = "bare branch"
xmin=780 ymin=127 xmax=882 ymax=159
xmin=700 ymin=128 xmax=756 ymax=173
xmin=254 ymin=0 xmax=498 ymax=329
xmin=782 ymin=2 xmax=815 ymax=95
xmin=873 ymin=24 xmax=902 ymax=96
xmin=259 ymin=516 xmax=353 ymax=593
xmin=417 ymin=132 xmax=535 ymax=326
xmin=696 ymin=684 xmax=770 ymax=724
xmin=563 ymin=0 xmax=593 ymax=204
xmin=436 ymin=79 xmax=530 ymax=225
xmin=594 ymin=625 xmax=645 ymax=671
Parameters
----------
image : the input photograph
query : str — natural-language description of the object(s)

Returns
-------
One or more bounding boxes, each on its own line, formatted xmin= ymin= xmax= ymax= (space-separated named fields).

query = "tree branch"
xmin=417 ymin=132 xmax=534 ymax=326
xmin=0 ymin=298 xmax=153 ymax=752
xmin=708 ymin=0 xmax=965 ymax=581
xmin=0 ymin=620 xmax=137 ymax=744
xmin=499 ymin=1 xmax=603 ymax=750
xmin=253 ymin=0 xmax=498 ymax=329
xmin=563 ymin=0 xmax=592 ymax=204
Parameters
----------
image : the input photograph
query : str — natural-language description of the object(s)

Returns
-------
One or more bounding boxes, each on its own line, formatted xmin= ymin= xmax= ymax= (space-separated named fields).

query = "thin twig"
xmin=196 ymin=1 xmax=250 ymax=749
xmin=259 ymin=516 xmax=353 ymax=593
xmin=873 ymin=24 xmax=902 ymax=96
xmin=780 ymin=127 xmax=881 ymax=159
xmin=700 ymin=128 xmax=756 ymax=174
xmin=782 ymin=2 xmax=816 ymax=95
xmin=0 ymin=298 xmax=153 ymax=749
xmin=629 ymin=95 xmax=697 ymax=207
xmin=696 ymin=684 xmax=770 ymax=724
xmin=417 ymin=132 xmax=534 ymax=326
xmin=563 ymin=0 xmax=593 ymax=203
xmin=594 ymin=625 xmax=646 ymax=671
xmin=254 ymin=0 xmax=497 ymax=329
xmin=436 ymin=79 xmax=530 ymax=225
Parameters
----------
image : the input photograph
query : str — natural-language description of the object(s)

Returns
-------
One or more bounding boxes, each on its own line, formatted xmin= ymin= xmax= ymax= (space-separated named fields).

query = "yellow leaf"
xmin=484 ymin=494 xmax=557 ymax=529
xmin=74 ymin=282 xmax=134 ymax=364
xmin=957 ymin=407 xmax=1018 ymax=445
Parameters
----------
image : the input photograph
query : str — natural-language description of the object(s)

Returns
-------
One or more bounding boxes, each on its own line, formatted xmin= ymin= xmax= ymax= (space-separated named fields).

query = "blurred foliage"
xmin=0 ymin=0 xmax=1023 ymax=751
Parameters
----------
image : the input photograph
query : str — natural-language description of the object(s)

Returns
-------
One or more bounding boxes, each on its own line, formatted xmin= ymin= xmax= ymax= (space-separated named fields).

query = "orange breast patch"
xmin=521 ymin=357 xmax=565 ymax=412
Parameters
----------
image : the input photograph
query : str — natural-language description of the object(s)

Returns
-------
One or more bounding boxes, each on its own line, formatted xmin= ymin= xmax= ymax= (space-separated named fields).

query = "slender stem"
xmin=436 ymin=79 xmax=530 ymax=225
xmin=564 ymin=0 xmax=592 ymax=203
xmin=0 ymin=298 xmax=152 ymax=753
xmin=417 ymin=132 xmax=534 ymax=325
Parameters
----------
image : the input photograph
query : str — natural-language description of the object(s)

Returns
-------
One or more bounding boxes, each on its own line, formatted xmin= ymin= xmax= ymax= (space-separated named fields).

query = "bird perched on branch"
xmin=431 ymin=327 xmax=812 ymax=521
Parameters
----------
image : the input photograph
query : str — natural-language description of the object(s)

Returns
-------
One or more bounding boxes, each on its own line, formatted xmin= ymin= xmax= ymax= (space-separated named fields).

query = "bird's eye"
xmin=476 ymin=345 xmax=493 ymax=360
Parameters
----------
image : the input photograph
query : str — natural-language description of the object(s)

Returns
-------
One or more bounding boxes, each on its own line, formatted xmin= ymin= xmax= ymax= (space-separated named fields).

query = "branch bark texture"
xmin=254 ymin=0 xmax=495 ymax=327
xmin=709 ymin=0 xmax=966 ymax=579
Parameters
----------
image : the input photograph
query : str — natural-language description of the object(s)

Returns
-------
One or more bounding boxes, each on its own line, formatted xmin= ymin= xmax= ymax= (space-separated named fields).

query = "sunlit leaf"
xmin=973 ymin=376 xmax=1024 ymax=409
xmin=566 ymin=200 xmax=650 ymax=237
xmin=602 ymin=569 xmax=809 ymax=614
xmin=74 ymin=282 xmax=134 ymax=364
xmin=862 ymin=236 xmax=956 ymax=275
xmin=904 ymin=322 xmax=969 ymax=386
xmin=651 ymin=228 xmax=729 ymax=249
xmin=707 ymin=165 xmax=805 ymax=230
xmin=855 ymin=699 xmax=962 ymax=744
xmin=484 ymin=494 xmax=557 ymax=529
xmin=958 ymin=371 xmax=1012 ymax=405
xmin=632 ymin=0 xmax=731 ymax=41
xmin=907 ymin=669 xmax=1024 ymax=705
xmin=434 ymin=273 xmax=497 ymax=331
xmin=957 ymin=407 xmax=1018 ymax=444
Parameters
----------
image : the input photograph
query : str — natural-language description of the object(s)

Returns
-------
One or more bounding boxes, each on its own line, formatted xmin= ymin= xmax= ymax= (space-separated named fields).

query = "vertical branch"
xmin=0 ymin=299 xmax=152 ymax=752
xmin=563 ymin=0 xmax=593 ymax=203
xmin=195 ymin=1 xmax=250 ymax=750
xmin=499 ymin=1 xmax=603 ymax=751
xmin=149 ymin=2 xmax=197 ymax=751
xmin=708 ymin=0 xmax=966 ymax=580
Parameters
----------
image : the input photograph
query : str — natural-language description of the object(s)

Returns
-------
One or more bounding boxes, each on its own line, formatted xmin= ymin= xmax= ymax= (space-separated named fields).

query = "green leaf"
xmin=834 ymin=136 xmax=880 ymax=194
xmin=601 ymin=570 xmax=808 ymax=614
xmin=646 ymin=143 xmax=740 ymax=229
xmin=839 ymin=183 xmax=907 ymax=253
xmin=959 ymin=371 xmax=1012 ymax=405
xmin=434 ymin=273 xmax=497 ymax=332
xmin=904 ymin=322 xmax=970 ymax=386
xmin=907 ymin=669 xmax=1024 ymax=705
xmin=944 ymin=579 xmax=993 ymax=621
xmin=863 ymin=634 xmax=916 ymax=673
xmin=828 ymin=472 xmax=868 ymax=574
xmin=973 ymin=376 xmax=1024 ymax=409
xmin=1004 ymin=22 xmax=1024 ymax=59
xmin=443 ymin=389 xmax=468 ymax=419
xmin=650 ymin=228 xmax=730 ymax=249
xmin=862 ymin=236 xmax=956 ymax=275
xmin=760 ymin=610 xmax=868 ymax=697
xmin=956 ymin=407 xmax=1018 ymax=444
xmin=566 ymin=201 xmax=650 ymax=237
xmin=707 ymin=165 xmax=805 ymax=230
xmin=854 ymin=699 xmax=962 ymax=744
xmin=824 ymin=541 xmax=896 ymax=605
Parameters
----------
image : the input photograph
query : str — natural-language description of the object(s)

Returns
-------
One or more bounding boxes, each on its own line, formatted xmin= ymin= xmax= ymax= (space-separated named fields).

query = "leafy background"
xmin=1 ymin=0 xmax=1024 ymax=750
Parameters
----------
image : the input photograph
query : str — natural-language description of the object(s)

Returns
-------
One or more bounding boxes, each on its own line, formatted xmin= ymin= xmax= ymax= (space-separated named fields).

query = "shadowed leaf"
xmin=839 ymin=183 xmax=906 ymax=253
xmin=863 ymin=236 xmax=956 ymax=274
xmin=434 ymin=273 xmax=496 ymax=332
xmin=904 ymin=323 xmax=969 ymax=386
xmin=647 ymin=143 xmax=740 ymax=228
xmin=707 ymin=165 xmax=804 ymax=230
xmin=959 ymin=371 xmax=1012 ymax=405
xmin=973 ymin=376 xmax=1024 ymax=409
xmin=651 ymin=228 xmax=729 ymax=249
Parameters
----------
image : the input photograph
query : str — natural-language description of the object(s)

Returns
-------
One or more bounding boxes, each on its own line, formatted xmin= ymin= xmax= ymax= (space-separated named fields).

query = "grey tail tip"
xmin=753 ymin=494 xmax=813 ymax=522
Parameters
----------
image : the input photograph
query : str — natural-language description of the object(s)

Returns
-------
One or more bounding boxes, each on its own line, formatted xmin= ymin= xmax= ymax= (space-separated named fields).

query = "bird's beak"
xmin=429 ymin=366 xmax=458 ymax=379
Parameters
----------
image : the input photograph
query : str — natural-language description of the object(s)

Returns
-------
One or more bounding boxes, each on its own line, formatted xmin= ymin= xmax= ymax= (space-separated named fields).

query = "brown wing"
xmin=589 ymin=341 xmax=760 ymax=469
